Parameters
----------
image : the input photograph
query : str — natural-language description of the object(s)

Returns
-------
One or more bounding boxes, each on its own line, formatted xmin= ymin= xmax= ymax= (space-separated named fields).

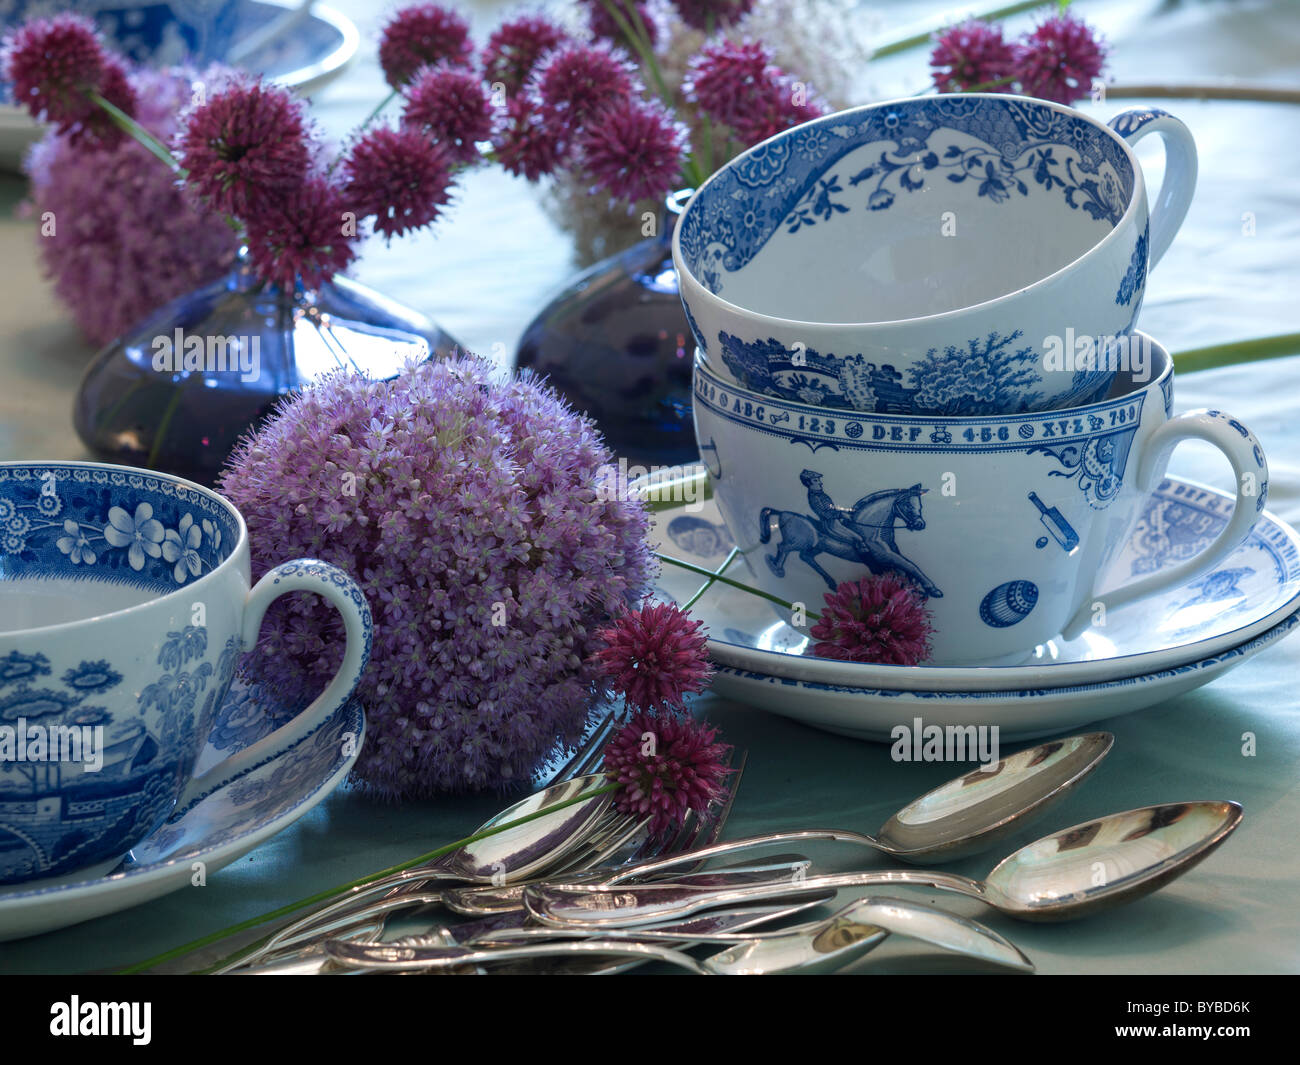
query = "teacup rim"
xmin=693 ymin=331 xmax=1170 ymax=422
xmin=673 ymin=92 xmax=1148 ymax=333
xmin=0 ymin=459 xmax=248 ymax=638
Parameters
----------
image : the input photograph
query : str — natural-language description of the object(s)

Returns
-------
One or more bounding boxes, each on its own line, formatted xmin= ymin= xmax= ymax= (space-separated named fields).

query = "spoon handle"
xmin=603 ymin=829 xmax=880 ymax=884
xmin=527 ymin=870 xmax=988 ymax=928
xmin=323 ymin=938 xmax=710 ymax=975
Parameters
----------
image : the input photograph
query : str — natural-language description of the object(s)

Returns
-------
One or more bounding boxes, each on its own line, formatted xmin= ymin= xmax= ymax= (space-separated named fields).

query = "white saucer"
xmin=709 ymin=611 xmax=1299 ymax=741
xmin=0 ymin=679 xmax=364 ymax=942
xmin=649 ymin=471 xmax=1300 ymax=692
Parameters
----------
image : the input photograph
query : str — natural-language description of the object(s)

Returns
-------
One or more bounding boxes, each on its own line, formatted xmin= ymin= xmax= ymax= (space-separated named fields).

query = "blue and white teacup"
xmin=0 ymin=461 xmax=370 ymax=885
xmin=674 ymin=95 xmax=1197 ymax=417
xmin=693 ymin=335 xmax=1267 ymax=666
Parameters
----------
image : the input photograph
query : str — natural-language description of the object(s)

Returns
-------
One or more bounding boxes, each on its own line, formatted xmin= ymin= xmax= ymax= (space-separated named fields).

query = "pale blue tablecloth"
xmin=0 ymin=0 xmax=1297 ymax=973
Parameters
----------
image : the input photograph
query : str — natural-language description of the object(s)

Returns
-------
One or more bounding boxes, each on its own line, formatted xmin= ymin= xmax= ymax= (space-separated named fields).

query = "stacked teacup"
xmin=675 ymin=94 xmax=1269 ymax=667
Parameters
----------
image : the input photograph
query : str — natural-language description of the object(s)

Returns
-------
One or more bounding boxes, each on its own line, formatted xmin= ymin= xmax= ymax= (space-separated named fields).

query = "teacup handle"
xmin=171 ymin=559 xmax=372 ymax=818
xmin=1107 ymin=108 xmax=1198 ymax=269
xmin=1061 ymin=410 xmax=1268 ymax=640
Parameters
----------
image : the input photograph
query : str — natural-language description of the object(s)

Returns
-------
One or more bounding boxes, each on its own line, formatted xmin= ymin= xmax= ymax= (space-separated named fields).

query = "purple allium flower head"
xmin=1016 ymin=13 xmax=1107 ymax=105
xmin=810 ymin=575 xmax=934 ymax=665
xmin=378 ymin=3 xmax=474 ymax=88
xmin=671 ymin=0 xmax=755 ymax=32
xmin=480 ymin=14 xmax=568 ymax=94
xmin=23 ymin=65 xmax=238 ymax=345
xmin=342 ymin=124 xmax=453 ymax=239
xmin=929 ymin=19 xmax=1021 ymax=94
xmin=532 ymin=40 xmax=639 ymax=132
xmin=581 ymin=0 xmax=658 ymax=48
xmin=684 ymin=38 xmax=775 ymax=129
xmin=591 ymin=600 xmax=712 ymax=712
xmin=602 ymin=709 xmax=731 ymax=836
xmin=575 ymin=97 xmax=687 ymax=205
xmin=492 ymin=95 xmax=567 ymax=180
xmin=244 ymin=176 xmax=356 ymax=289
xmin=219 ymin=357 xmax=656 ymax=797
xmin=1 ymin=13 xmax=137 ymax=147
xmin=177 ymin=79 xmax=311 ymax=220
xmin=402 ymin=63 xmax=494 ymax=165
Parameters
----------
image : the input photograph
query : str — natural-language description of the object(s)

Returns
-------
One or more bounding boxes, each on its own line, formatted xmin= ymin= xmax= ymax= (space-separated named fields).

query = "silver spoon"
xmin=220 ymin=773 xmax=614 ymax=972
xmin=527 ymin=800 xmax=1243 ymax=926
xmin=603 ymin=732 xmax=1114 ymax=880
xmin=324 ymin=896 xmax=1031 ymax=974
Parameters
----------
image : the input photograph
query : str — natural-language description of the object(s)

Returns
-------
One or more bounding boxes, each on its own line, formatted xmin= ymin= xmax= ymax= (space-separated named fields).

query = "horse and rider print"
xmin=759 ymin=470 xmax=943 ymax=598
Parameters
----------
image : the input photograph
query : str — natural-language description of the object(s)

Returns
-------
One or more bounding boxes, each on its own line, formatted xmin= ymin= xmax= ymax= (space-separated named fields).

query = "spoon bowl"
xmin=529 ymin=800 xmax=1244 ymax=925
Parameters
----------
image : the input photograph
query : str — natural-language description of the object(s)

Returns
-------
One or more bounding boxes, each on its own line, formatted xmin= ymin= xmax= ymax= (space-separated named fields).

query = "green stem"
xmin=145 ymin=389 xmax=184 ymax=469
xmin=1173 ymin=333 xmax=1300 ymax=374
xmin=870 ymin=0 xmax=1055 ymax=59
xmin=117 ymin=780 xmax=619 ymax=974
xmin=680 ymin=547 xmax=739 ymax=612
xmin=89 ymin=91 xmax=184 ymax=173
xmin=655 ymin=551 xmax=821 ymax=620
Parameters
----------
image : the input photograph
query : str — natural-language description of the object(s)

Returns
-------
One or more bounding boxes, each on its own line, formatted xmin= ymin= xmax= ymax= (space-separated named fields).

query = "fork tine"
xmin=660 ymin=748 xmax=747 ymax=873
xmin=534 ymin=707 xmax=615 ymax=788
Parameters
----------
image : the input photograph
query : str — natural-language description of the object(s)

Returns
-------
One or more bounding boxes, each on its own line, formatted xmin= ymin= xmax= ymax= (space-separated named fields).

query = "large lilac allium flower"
xmin=402 ymin=63 xmax=494 ymax=165
xmin=602 ymin=709 xmax=731 ymax=836
xmin=480 ymin=14 xmax=568 ymax=94
xmin=219 ymin=358 xmax=656 ymax=797
xmin=591 ymin=599 xmax=712 ymax=712
xmin=23 ymin=66 xmax=238 ymax=345
xmin=1016 ymin=13 xmax=1107 ymax=105
xmin=177 ymin=80 xmax=311 ymax=220
xmin=575 ymin=98 xmax=686 ymax=204
xmin=378 ymin=3 xmax=473 ymax=88
xmin=244 ymin=176 xmax=356 ymax=289
xmin=810 ymin=575 xmax=934 ymax=665
xmin=342 ymin=125 xmax=453 ymax=239
xmin=929 ymin=19 xmax=1021 ymax=94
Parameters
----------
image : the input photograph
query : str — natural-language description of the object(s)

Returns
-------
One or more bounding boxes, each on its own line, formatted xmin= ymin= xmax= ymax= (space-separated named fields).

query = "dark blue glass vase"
xmin=73 ymin=254 xmax=461 ymax=487
xmin=515 ymin=193 xmax=697 ymax=467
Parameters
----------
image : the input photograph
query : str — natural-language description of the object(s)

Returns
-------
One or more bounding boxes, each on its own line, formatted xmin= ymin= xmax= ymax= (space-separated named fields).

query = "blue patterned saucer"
xmin=0 ymin=678 xmax=363 ymax=941
xmin=649 ymin=470 xmax=1300 ymax=692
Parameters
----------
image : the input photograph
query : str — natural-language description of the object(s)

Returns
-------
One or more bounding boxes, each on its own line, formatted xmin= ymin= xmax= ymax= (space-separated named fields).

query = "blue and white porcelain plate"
xmin=0 ymin=678 xmax=363 ymax=941
xmin=648 ymin=468 xmax=1300 ymax=692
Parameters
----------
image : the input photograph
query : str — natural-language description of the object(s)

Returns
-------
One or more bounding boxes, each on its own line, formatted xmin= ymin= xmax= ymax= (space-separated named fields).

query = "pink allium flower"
xmin=582 ymin=0 xmax=658 ymax=48
xmin=481 ymin=14 xmax=568 ymax=94
xmin=1 ymin=13 xmax=135 ymax=147
xmin=671 ymin=0 xmax=755 ymax=32
xmin=602 ymin=709 xmax=732 ymax=836
xmin=532 ymin=40 xmax=639 ymax=132
xmin=1016 ymin=13 xmax=1107 ymax=105
xmin=930 ymin=19 xmax=1021 ymax=94
xmin=810 ymin=575 xmax=935 ymax=665
xmin=342 ymin=125 xmax=453 ymax=239
xmin=244 ymin=176 xmax=356 ymax=289
xmin=219 ymin=357 xmax=655 ymax=796
xmin=592 ymin=600 xmax=712 ymax=712
xmin=730 ymin=74 xmax=826 ymax=147
xmin=684 ymin=39 xmax=775 ymax=129
xmin=403 ymin=63 xmax=493 ymax=165
xmin=23 ymin=65 xmax=238 ymax=345
xmin=378 ymin=3 xmax=474 ymax=88
xmin=492 ymin=95 xmax=567 ymax=180
xmin=177 ymin=80 xmax=311 ymax=220
xmin=575 ymin=97 xmax=687 ymax=204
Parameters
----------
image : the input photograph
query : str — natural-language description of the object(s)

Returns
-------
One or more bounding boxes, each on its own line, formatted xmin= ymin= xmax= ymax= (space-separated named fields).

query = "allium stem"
xmin=655 ymin=551 xmax=821 ymax=619
xmin=89 ymin=90 xmax=184 ymax=173
xmin=680 ymin=546 xmax=739 ymax=611
xmin=116 ymin=780 xmax=620 ymax=974
xmin=1173 ymin=333 xmax=1300 ymax=374
xmin=870 ymin=0 xmax=1054 ymax=59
